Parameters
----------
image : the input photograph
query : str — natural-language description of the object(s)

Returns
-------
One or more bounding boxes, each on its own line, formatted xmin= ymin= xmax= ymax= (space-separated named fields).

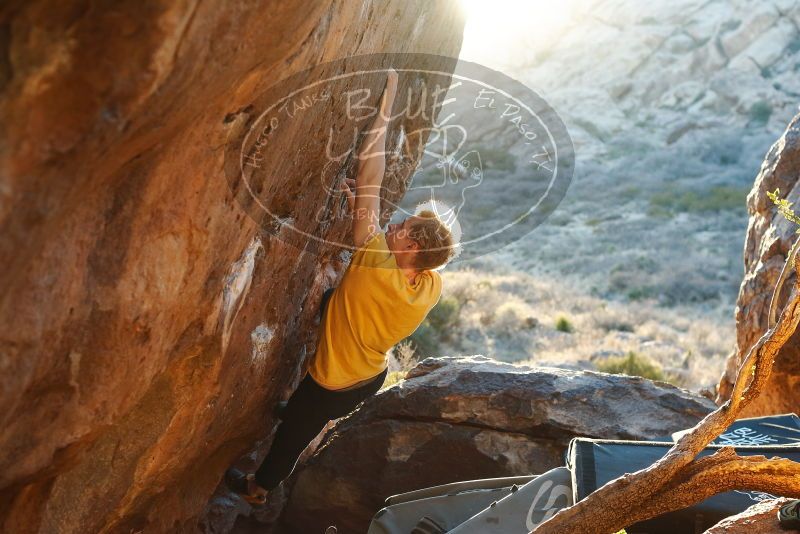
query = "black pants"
xmin=254 ymin=288 xmax=387 ymax=490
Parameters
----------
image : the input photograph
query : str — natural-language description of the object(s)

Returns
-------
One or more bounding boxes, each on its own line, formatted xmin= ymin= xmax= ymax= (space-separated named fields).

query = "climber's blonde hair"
xmin=407 ymin=204 xmax=460 ymax=270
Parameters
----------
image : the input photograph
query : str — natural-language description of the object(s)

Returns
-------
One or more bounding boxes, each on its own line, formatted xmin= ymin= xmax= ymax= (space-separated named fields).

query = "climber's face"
xmin=386 ymin=216 xmax=421 ymax=266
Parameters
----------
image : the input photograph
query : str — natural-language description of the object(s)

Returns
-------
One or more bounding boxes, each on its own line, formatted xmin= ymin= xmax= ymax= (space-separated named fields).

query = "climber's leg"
xmin=225 ymin=468 xmax=269 ymax=505
xmin=323 ymin=366 xmax=388 ymax=420
xmin=226 ymin=371 xmax=327 ymax=503
xmin=254 ymin=365 xmax=388 ymax=490
xmin=254 ymin=372 xmax=331 ymax=491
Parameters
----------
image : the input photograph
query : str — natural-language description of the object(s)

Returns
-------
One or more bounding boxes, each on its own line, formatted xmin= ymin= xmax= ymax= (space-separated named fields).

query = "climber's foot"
xmin=225 ymin=467 xmax=268 ymax=506
xmin=779 ymin=499 xmax=800 ymax=530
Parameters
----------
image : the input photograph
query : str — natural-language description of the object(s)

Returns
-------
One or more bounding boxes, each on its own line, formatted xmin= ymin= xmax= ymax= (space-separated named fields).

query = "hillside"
xmin=415 ymin=0 xmax=800 ymax=391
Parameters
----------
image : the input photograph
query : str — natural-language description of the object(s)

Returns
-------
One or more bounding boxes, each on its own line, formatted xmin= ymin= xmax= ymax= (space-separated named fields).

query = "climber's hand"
xmin=340 ymin=177 xmax=356 ymax=212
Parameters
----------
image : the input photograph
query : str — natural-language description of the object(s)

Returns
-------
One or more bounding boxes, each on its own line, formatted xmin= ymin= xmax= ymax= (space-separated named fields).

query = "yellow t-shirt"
xmin=308 ymin=231 xmax=442 ymax=390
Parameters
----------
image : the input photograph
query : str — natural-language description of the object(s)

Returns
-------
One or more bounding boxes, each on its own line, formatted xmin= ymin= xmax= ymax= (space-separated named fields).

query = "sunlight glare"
xmin=458 ymin=0 xmax=578 ymax=68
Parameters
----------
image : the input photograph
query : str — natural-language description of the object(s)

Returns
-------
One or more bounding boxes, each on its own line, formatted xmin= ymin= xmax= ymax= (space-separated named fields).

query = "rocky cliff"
xmin=0 ymin=1 xmax=465 ymax=532
xmin=717 ymin=112 xmax=800 ymax=415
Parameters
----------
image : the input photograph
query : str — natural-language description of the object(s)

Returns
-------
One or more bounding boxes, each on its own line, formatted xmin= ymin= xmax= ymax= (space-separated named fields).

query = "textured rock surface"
xmin=278 ymin=355 xmax=716 ymax=534
xmin=0 ymin=1 xmax=464 ymax=532
xmin=717 ymin=113 xmax=800 ymax=415
xmin=704 ymin=498 xmax=794 ymax=533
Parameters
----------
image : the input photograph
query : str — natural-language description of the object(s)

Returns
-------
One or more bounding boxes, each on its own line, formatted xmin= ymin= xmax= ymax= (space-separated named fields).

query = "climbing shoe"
xmin=224 ymin=467 xmax=268 ymax=506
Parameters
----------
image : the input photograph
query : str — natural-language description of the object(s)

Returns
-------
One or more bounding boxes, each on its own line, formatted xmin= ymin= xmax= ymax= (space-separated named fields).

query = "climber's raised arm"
xmin=347 ymin=69 xmax=398 ymax=247
xmin=228 ymin=74 xmax=457 ymax=507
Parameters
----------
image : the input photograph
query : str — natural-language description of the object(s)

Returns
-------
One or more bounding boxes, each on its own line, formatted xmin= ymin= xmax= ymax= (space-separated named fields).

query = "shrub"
xmin=748 ymin=100 xmax=772 ymax=126
xmin=477 ymin=279 xmax=492 ymax=290
xmin=555 ymin=315 xmax=574 ymax=333
xmin=789 ymin=36 xmax=800 ymax=54
xmin=627 ymin=286 xmax=658 ymax=301
xmin=648 ymin=185 xmax=748 ymax=215
xmin=383 ymin=341 xmax=419 ymax=390
xmin=596 ymin=351 xmax=664 ymax=381
xmin=392 ymin=339 xmax=417 ymax=370
xmin=427 ymin=296 xmax=461 ymax=336
xmin=380 ymin=370 xmax=406 ymax=390
xmin=493 ymin=301 xmax=527 ymax=336
xmin=407 ymin=322 xmax=440 ymax=358
xmin=620 ymin=185 xmax=640 ymax=200
xmin=595 ymin=315 xmax=634 ymax=332
xmin=405 ymin=296 xmax=461 ymax=357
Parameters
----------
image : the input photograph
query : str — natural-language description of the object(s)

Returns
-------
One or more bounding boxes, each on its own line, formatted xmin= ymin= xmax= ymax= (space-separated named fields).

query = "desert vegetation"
xmin=385 ymin=263 xmax=732 ymax=392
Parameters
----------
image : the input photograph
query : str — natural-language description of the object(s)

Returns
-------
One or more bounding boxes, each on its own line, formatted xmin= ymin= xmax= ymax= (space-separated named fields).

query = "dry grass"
xmin=391 ymin=265 xmax=731 ymax=392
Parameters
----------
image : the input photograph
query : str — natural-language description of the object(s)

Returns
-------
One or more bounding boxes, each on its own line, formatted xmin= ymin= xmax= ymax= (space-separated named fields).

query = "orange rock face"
xmin=717 ymin=113 xmax=800 ymax=415
xmin=0 ymin=2 xmax=464 ymax=532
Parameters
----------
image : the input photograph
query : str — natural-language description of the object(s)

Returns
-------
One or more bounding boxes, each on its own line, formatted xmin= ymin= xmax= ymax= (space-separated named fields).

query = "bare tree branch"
xmin=768 ymin=233 xmax=800 ymax=329
xmin=620 ymin=451 xmax=800 ymax=528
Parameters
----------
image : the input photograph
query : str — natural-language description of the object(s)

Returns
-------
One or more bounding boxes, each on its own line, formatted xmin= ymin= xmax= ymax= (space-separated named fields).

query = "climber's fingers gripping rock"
xmin=340 ymin=177 xmax=356 ymax=212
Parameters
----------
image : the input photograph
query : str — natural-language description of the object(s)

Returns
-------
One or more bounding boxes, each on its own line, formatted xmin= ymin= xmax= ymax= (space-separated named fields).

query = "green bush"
xmin=789 ymin=36 xmax=800 ymax=54
xmin=427 ymin=296 xmax=460 ymax=334
xmin=620 ymin=185 xmax=641 ymax=201
xmin=406 ymin=296 xmax=461 ymax=357
xmin=748 ymin=100 xmax=772 ymax=126
xmin=596 ymin=351 xmax=664 ymax=381
xmin=648 ymin=185 xmax=748 ymax=215
xmin=407 ymin=322 xmax=440 ymax=358
xmin=555 ymin=315 xmax=574 ymax=333
xmin=380 ymin=370 xmax=407 ymax=390
xmin=595 ymin=315 xmax=634 ymax=333
xmin=626 ymin=286 xmax=658 ymax=301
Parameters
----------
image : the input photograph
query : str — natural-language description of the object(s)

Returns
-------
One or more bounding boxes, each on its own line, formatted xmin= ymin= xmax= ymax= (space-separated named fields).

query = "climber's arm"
xmin=350 ymin=69 xmax=398 ymax=247
xmin=351 ymin=181 xmax=382 ymax=248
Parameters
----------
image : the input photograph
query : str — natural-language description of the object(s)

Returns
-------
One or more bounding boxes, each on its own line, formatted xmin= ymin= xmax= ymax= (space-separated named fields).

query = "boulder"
xmin=704 ymin=498 xmax=795 ymax=533
xmin=279 ymin=355 xmax=716 ymax=534
xmin=0 ymin=1 xmax=465 ymax=532
xmin=717 ymin=112 xmax=800 ymax=415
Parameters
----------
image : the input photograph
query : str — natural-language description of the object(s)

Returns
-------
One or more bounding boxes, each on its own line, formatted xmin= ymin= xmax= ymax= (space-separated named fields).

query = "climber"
xmin=225 ymin=68 xmax=460 ymax=506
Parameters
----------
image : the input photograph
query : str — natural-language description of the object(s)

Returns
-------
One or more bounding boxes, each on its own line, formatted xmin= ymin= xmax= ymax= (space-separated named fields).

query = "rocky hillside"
xmin=0 ymin=1 xmax=464 ymax=532
xmin=468 ymin=0 xmax=800 ymax=288
xmin=510 ymin=0 xmax=800 ymax=162
xmin=428 ymin=0 xmax=800 ymax=391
